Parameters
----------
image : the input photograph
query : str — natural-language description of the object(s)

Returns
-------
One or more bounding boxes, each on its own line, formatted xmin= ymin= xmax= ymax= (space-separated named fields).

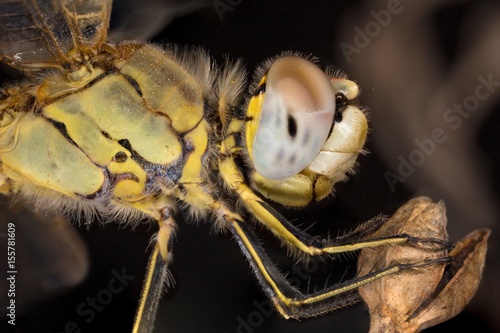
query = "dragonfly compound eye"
xmin=246 ymin=56 xmax=335 ymax=180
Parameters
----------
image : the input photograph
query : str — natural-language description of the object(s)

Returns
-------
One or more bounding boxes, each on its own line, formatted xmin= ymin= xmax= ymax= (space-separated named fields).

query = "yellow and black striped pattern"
xmin=0 ymin=44 xmax=209 ymax=204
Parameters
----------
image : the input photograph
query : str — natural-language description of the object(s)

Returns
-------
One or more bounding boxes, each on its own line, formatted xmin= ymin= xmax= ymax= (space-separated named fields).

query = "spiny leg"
xmin=229 ymin=217 xmax=453 ymax=318
xmin=219 ymin=156 xmax=453 ymax=257
xmin=132 ymin=211 xmax=176 ymax=333
xmin=246 ymin=189 xmax=453 ymax=253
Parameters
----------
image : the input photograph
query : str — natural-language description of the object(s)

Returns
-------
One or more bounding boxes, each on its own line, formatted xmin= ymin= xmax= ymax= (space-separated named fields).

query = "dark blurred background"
xmin=1 ymin=0 xmax=499 ymax=332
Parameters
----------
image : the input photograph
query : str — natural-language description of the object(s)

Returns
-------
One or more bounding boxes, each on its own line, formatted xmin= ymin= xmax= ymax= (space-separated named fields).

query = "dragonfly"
xmin=0 ymin=1 xmax=452 ymax=332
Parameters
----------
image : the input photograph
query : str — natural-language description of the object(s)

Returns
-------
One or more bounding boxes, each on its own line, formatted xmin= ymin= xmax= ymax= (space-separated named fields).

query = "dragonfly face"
xmin=0 ymin=1 xmax=453 ymax=332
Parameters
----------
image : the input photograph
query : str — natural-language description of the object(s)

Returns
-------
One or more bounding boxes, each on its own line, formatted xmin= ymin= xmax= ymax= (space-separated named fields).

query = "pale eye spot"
xmin=250 ymin=56 xmax=335 ymax=180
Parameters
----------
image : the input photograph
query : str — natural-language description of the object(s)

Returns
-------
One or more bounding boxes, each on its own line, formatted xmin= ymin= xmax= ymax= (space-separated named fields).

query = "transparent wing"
xmin=0 ymin=0 xmax=112 ymax=71
xmin=108 ymin=0 xmax=208 ymax=42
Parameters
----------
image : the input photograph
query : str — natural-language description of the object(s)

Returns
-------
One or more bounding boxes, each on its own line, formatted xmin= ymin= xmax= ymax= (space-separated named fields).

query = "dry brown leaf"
xmin=358 ymin=197 xmax=489 ymax=332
